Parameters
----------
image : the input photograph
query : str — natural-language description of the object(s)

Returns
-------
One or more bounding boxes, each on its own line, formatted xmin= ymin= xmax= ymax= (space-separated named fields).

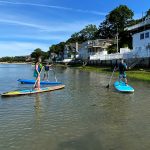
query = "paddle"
xmin=106 ymin=67 xmax=116 ymax=88
xmin=52 ymin=67 xmax=58 ymax=82
xmin=33 ymin=66 xmax=44 ymax=89
xmin=50 ymin=60 xmax=58 ymax=82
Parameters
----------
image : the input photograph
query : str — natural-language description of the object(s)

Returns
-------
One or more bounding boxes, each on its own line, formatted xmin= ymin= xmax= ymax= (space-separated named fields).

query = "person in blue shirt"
xmin=115 ymin=59 xmax=128 ymax=85
xmin=43 ymin=62 xmax=52 ymax=81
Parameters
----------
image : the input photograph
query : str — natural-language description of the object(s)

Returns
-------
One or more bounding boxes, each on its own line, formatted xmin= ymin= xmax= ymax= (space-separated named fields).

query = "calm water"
xmin=0 ymin=64 xmax=150 ymax=150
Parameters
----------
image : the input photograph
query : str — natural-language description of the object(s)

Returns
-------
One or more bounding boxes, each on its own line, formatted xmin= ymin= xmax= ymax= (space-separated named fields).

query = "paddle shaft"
xmin=106 ymin=68 xmax=115 ymax=88
xmin=50 ymin=61 xmax=58 ymax=82
xmin=52 ymin=68 xmax=57 ymax=82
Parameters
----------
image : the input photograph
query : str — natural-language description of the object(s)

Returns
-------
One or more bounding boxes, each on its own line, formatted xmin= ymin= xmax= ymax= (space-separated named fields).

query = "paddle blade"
xmin=106 ymin=84 xmax=110 ymax=88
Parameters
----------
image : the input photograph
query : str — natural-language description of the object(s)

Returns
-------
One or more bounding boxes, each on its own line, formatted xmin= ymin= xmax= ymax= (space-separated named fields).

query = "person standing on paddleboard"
xmin=33 ymin=57 xmax=43 ymax=90
xmin=115 ymin=59 xmax=128 ymax=85
xmin=43 ymin=62 xmax=52 ymax=81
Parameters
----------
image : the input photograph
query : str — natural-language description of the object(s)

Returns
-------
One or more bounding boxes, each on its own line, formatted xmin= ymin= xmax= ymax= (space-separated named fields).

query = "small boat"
xmin=18 ymin=79 xmax=62 ymax=85
xmin=114 ymin=81 xmax=134 ymax=93
xmin=1 ymin=85 xmax=65 ymax=97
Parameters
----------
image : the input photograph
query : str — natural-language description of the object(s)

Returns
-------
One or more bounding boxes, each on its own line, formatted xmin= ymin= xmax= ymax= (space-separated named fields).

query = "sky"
xmin=0 ymin=0 xmax=149 ymax=57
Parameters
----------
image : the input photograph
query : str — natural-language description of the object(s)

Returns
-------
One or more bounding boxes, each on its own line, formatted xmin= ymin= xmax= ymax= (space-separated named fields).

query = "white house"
xmin=87 ymin=15 xmax=150 ymax=61
xmin=78 ymin=39 xmax=113 ymax=60
xmin=63 ymin=42 xmax=80 ymax=63
xmin=125 ymin=15 xmax=150 ymax=58
xmin=78 ymin=41 xmax=89 ymax=60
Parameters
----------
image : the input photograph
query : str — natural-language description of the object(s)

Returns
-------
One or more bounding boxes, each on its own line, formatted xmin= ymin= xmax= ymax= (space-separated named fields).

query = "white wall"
xmin=78 ymin=42 xmax=89 ymax=59
xmin=132 ymin=29 xmax=150 ymax=51
xmin=120 ymin=48 xmax=131 ymax=54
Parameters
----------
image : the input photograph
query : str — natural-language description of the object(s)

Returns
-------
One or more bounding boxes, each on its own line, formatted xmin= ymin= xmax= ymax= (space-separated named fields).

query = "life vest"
xmin=45 ymin=65 xmax=49 ymax=71
xmin=35 ymin=63 xmax=42 ymax=72
xmin=119 ymin=62 xmax=127 ymax=74
xmin=38 ymin=63 xmax=43 ymax=72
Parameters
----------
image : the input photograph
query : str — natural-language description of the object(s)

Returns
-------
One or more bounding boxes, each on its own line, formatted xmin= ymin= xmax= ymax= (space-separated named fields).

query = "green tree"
xmin=108 ymin=5 xmax=134 ymax=32
xmin=49 ymin=42 xmax=65 ymax=54
xmin=107 ymin=44 xmax=117 ymax=54
xmin=96 ymin=5 xmax=134 ymax=38
xmin=31 ymin=48 xmax=49 ymax=61
xmin=67 ymin=24 xmax=98 ymax=43
xmin=80 ymin=24 xmax=98 ymax=40
xmin=96 ymin=5 xmax=134 ymax=53
xmin=146 ymin=9 xmax=150 ymax=16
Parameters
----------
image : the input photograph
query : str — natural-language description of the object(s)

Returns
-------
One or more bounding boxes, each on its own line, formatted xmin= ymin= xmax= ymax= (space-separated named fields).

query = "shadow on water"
xmin=57 ymin=132 xmax=103 ymax=150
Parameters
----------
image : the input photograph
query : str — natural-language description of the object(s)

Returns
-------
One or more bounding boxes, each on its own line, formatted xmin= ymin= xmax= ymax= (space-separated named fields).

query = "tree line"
xmin=0 ymin=56 xmax=27 ymax=62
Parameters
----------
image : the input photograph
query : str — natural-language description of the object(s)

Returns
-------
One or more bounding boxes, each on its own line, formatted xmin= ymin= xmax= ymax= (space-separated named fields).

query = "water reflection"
xmin=34 ymin=94 xmax=42 ymax=121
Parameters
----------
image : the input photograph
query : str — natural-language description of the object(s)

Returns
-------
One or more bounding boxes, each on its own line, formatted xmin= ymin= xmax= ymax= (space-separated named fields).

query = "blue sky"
xmin=0 ymin=0 xmax=149 ymax=57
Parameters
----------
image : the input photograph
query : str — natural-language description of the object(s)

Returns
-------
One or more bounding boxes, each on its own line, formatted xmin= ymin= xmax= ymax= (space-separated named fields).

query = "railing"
xmin=89 ymin=48 xmax=150 ymax=61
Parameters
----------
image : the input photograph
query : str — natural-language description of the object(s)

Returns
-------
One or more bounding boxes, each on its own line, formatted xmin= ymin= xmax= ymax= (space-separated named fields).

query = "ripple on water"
xmin=0 ymin=65 xmax=150 ymax=150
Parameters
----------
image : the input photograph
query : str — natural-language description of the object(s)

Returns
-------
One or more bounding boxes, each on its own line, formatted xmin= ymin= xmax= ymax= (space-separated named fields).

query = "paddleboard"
xmin=18 ymin=79 xmax=62 ymax=85
xmin=114 ymin=81 xmax=134 ymax=93
xmin=1 ymin=85 xmax=65 ymax=97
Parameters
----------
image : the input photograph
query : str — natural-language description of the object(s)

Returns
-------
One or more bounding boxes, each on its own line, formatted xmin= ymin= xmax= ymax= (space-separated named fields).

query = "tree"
xmin=31 ymin=48 xmax=49 ymax=61
xmin=49 ymin=42 xmax=65 ymax=54
xmin=107 ymin=44 xmax=117 ymax=54
xmin=96 ymin=5 xmax=134 ymax=52
xmin=95 ymin=20 xmax=114 ymax=38
xmin=96 ymin=5 xmax=134 ymax=38
xmin=66 ymin=24 xmax=98 ymax=43
xmin=108 ymin=5 xmax=134 ymax=32
xmin=80 ymin=24 xmax=98 ymax=40
xmin=146 ymin=9 xmax=150 ymax=16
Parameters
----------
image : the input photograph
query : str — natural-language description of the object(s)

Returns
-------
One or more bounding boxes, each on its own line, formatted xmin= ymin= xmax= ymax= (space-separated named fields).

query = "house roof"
xmin=125 ymin=15 xmax=150 ymax=33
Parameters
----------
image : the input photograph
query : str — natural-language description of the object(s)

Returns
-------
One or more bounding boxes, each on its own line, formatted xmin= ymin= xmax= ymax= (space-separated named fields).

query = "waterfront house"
xmin=63 ymin=16 xmax=150 ymax=67
xmin=78 ymin=41 xmax=89 ymax=60
xmin=125 ymin=15 xmax=150 ymax=59
xmin=88 ymin=39 xmax=113 ymax=60
xmin=88 ymin=16 xmax=150 ymax=62
xmin=63 ymin=42 xmax=81 ymax=63
xmin=78 ymin=39 xmax=113 ymax=60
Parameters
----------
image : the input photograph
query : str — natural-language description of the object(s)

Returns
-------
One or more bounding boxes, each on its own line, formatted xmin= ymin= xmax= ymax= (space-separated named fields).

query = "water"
xmin=0 ymin=64 xmax=150 ymax=150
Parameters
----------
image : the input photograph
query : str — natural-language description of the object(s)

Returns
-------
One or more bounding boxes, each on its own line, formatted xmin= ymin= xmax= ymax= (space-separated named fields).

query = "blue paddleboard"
xmin=114 ymin=81 xmax=134 ymax=93
xmin=18 ymin=79 xmax=62 ymax=85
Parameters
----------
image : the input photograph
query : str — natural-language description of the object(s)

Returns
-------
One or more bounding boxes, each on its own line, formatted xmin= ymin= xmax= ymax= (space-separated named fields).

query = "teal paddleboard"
xmin=114 ymin=81 xmax=134 ymax=93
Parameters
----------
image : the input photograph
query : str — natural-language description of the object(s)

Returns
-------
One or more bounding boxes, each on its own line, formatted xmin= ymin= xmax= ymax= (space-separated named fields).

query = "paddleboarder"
xmin=43 ymin=62 xmax=52 ymax=81
xmin=33 ymin=57 xmax=43 ymax=90
xmin=115 ymin=59 xmax=128 ymax=85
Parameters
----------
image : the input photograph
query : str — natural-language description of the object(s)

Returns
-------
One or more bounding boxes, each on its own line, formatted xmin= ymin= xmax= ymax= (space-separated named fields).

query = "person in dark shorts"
xmin=115 ymin=59 xmax=128 ymax=85
xmin=43 ymin=62 xmax=52 ymax=81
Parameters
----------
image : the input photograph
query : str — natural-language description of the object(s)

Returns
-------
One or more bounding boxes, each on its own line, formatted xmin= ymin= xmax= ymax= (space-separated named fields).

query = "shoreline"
xmin=74 ymin=66 xmax=150 ymax=82
xmin=0 ymin=62 xmax=31 ymax=64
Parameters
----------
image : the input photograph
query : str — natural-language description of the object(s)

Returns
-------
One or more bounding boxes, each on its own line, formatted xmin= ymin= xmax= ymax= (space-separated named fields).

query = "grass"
xmin=77 ymin=66 xmax=111 ymax=73
xmin=127 ymin=71 xmax=150 ymax=82
xmin=76 ymin=66 xmax=150 ymax=82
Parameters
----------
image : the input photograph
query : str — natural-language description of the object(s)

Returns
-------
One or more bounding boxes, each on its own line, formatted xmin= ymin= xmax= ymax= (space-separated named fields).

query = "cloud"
xmin=0 ymin=18 xmax=49 ymax=31
xmin=0 ymin=41 xmax=50 ymax=57
xmin=0 ymin=18 xmax=100 ymax=33
xmin=1 ymin=34 xmax=69 ymax=41
xmin=0 ymin=0 xmax=106 ymax=16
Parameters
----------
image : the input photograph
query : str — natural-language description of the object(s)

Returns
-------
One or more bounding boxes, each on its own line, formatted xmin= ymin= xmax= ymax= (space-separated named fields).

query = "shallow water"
xmin=0 ymin=64 xmax=150 ymax=150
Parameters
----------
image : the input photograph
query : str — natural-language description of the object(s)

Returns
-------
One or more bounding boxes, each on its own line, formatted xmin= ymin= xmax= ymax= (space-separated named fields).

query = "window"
xmin=140 ymin=33 xmax=144 ymax=40
xmin=145 ymin=32 xmax=149 ymax=38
